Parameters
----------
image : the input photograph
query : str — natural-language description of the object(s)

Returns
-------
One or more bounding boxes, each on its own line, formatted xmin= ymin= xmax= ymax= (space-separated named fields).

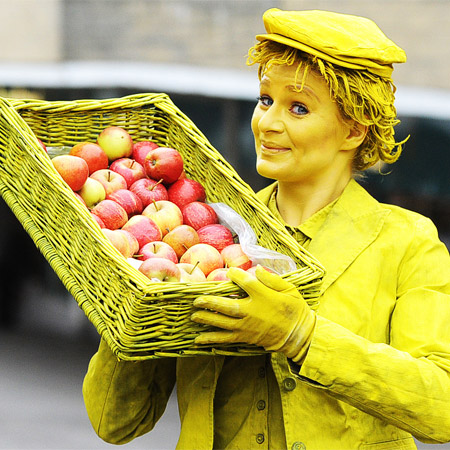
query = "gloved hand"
xmin=191 ymin=265 xmax=316 ymax=363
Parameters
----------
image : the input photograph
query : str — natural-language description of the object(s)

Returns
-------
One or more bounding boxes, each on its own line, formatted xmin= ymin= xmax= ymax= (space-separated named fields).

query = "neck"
xmin=276 ymin=175 xmax=352 ymax=226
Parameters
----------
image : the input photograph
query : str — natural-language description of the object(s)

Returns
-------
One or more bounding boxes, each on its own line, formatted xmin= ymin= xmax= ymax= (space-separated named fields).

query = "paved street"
xmin=0 ymin=285 xmax=448 ymax=450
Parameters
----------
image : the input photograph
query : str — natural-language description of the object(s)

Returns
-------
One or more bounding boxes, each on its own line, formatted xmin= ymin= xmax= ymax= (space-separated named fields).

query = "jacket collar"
xmin=257 ymin=179 xmax=390 ymax=293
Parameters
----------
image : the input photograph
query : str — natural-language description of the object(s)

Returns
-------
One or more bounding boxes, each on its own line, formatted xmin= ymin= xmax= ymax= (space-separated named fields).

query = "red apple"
xmin=69 ymin=142 xmax=109 ymax=174
xmin=138 ymin=241 xmax=178 ymax=263
xmin=97 ymin=126 xmax=133 ymax=161
xmin=132 ymin=140 xmax=159 ymax=166
xmin=177 ymin=262 xmax=207 ymax=282
xmin=91 ymin=212 xmax=106 ymax=228
xmin=179 ymin=243 xmax=223 ymax=276
xmin=110 ymin=157 xmax=146 ymax=188
xmin=144 ymin=147 xmax=184 ymax=184
xmin=102 ymin=228 xmax=139 ymax=258
xmin=122 ymin=214 xmax=162 ymax=248
xmin=142 ymin=200 xmax=183 ymax=236
xmin=181 ymin=201 xmax=218 ymax=230
xmin=221 ymin=243 xmax=252 ymax=270
xmin=90 ymin=169 xmax=127 ymax=196
xmin=107 ymin=189 xmax=143 ymax=217
xmin=130 ymin=178 xmax=169 ymax=208
xmin=139 ymin=257 xmax=181 ymax=282
xmin=91 ymin=199 xmax=128 ymax=230
xmin=52 ymin=154 xmax=89 ymax=191
xmin=207 ymin=268 xmax=231 ymax=281
xmin=162 ymin=224 xmax=199 ymax=259
xmin=246 ymin=265 xmax=275 ymax=276
xmin=167 ymin=178 xmax=206 ymax=209
xmin=197 ymin=224 xmax=235 ymax=252
xmin=77 ymin=177 xmax=106 ymax=208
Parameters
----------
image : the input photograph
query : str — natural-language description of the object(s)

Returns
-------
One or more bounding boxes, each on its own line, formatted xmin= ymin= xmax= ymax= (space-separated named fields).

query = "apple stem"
xmin=152 ymin=199 xmax=159 ymax=211
xmin=190 ymin=260 xmax=201 ymax=274
xmin=182 ymin=244 xmax=189 ymax=250
xmin=149 ymin=179 xmax=164 ymax=191
xmin=107 ymin=171 xmax=111 ymax=182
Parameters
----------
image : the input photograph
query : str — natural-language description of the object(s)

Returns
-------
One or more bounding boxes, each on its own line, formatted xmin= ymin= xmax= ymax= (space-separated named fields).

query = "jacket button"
xmin=256 ymin=433 xmax=265 ymax=444
xmin=283 ymin=377 xmax=297 ymax=391
xmin=258 ymin=367 xmax=266 ymax=378
xmin=257 ymin=400 xmax=266 ymax=410
xmin=292 ymin=442 xmax=306 ymax=450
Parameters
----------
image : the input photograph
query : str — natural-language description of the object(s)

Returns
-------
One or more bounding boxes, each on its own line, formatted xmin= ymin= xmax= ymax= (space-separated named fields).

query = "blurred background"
xmin=0 ymin=0 xmax=449 ymax=449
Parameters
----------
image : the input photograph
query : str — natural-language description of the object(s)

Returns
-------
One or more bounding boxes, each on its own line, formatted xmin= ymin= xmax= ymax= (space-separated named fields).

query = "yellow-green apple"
xmin=107 ymin=189 xmax=143 ymax=217
xmin=139 ymin=241 xmax=178 ymax=263
xmin=177 ymin=262 xmax=207 ymax=282
xmin=91 ymin=199 xmax=128 ymax=230
xmin=206 ymin=268 xmax=231 ymax=281
xmin=144 ymin=147 xmax=184 ymax=184
xmin=69 ymin=142 xmax=109 ymax=174
xmin=167 ymin=178 xmax=206 ymax=209
xmin=197 ymin=224 xmax=235 ymax=252
xmin=179 ymin=243 xmax=223 ymax=276
xmin=90 ymin=169 xmax=127 ymax=196
xmin=162 ymin=224 xmax=199 ymax=259
xmin=138 ymin=257 xmax=181 ymax=282
xmin=102 ymin=228 xmax=139 ymax=258
xmin=181 ymin=201 xmax=218 ymax=230
xmin=91 ymin=212 xmax=106 ymax=228
xmin=52 ymin=154 xmax=89 ymax=191
xmin=221 ymin=243 xmax=252 ymax=270
xmin=121 ymin=214 xmax=162 ymax=248
xmin=132 ymin=140 xmax=159 ymax=166
xmin=109 ymin=157 xmax=146 ymax=188
xmin=77 ymin=177 xmax=106 ymax=208
xmin=130 ymin=178 xmax=168 ymax=208
xmin=142 ymin=200 xmax=183 ymax=236
xmin=97 ymin=126 xmax=133 ymax=161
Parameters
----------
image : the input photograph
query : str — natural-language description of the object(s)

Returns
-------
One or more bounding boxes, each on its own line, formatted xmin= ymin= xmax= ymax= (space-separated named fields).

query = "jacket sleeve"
xmin=83 ymin=338 xmax=177 ymax=445
xmin=299 ymin=216 xmax=450 ymax=444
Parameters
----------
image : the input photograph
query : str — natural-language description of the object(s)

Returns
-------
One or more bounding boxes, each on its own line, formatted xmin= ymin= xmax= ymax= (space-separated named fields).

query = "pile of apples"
xmin=49 ymin=126 xmax=256 ymax=283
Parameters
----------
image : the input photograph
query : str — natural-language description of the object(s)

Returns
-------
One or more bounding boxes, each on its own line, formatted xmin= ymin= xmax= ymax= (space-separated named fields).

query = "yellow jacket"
xmin=83 ymin=180 xmax=450 ymax=449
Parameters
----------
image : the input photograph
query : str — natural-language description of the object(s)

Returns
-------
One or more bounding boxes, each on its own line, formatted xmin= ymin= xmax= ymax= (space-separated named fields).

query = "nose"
xmin=255 ymin=103 xmax=284 ymax=134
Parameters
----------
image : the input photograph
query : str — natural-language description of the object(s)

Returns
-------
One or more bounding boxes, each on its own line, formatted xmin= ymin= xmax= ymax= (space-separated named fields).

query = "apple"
xmin=144 ymin=147 xmax=184 ymax=184
xmin=97 ymin=126 xmax=133 ymax=161
xmin=90 ymin=169 xmax=127 ymax=196
xmin=138 ymin=241 xmax=178 ymax=263
xmin=221 ymin=243 xmax=252 ymax=270
xmin=73 ymin=192 xmax=87 ymax=207
xmin=130 ymin=178 xmax=169 ymax=208
xmin=107 ymin=189 xmax=143 ymax=217
xmin=109 ymin=157 xmax=146 ymax=188
xmin=121 ymin=214 xmax=162 ymax=248
xmin=91 ymin=199 xmax=128 ymax=230
xmin=142 ymin=200 xmax=183 ymax=236
xmin=139 ymin=257 xmax=181 ymax=282
xmin=167 ymin=178 xmax=206 ymax=209
xmin=162 ymin=224 xmax=199 ymax=259
xmin=77 ymin=177 xmax=106 ymax=208
xmin=181 ymin=201 xmax=218 ymax=230
xmin=91 ymin=212 xmax=106 ymax=228
xmin=207 ymin=268 xmax=231 ymax=281
xmin=102 ymin=228 xmax=139 ymax=258
xmin=69 ymin=142 xmax=109 ymax=174
xmin=177 ymin=262 xmax=207 ymax=282
xmin=52 ymin=154 xmax=89 ymax=191
xmin=246 ymin=265 xmax=275 ymax=276
xmin=37 ymin=138 xmax=47 ymax=153
xmin=179 ymin=243 xmax=223 ymax=276
xmin=132 ymin=140 xmax=159 ymax=166
xmin=197 ymin=224 xmax=235 ymax=252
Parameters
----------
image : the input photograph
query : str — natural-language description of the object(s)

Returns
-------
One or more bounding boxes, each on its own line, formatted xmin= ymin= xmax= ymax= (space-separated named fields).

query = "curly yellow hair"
xmin=247 ymin=40 xmax=408 ymax=171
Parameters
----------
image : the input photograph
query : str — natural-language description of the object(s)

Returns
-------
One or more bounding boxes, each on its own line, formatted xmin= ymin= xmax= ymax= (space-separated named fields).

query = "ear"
xmin=341 ymin=120 xmax=368 ymax=151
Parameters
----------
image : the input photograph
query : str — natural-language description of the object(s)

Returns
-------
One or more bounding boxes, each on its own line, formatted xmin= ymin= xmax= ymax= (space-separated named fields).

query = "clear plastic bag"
xmin=209 ymin=203 xmax=297 ymax=275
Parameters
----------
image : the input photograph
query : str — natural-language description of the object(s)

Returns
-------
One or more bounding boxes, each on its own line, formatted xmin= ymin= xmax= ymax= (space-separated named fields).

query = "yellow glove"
xmin=192 ymin=265 xmax=316 ymax=363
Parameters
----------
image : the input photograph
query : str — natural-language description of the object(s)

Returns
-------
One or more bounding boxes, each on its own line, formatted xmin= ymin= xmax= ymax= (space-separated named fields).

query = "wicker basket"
xmin=0 ymin=93 xmax=324 ymax=360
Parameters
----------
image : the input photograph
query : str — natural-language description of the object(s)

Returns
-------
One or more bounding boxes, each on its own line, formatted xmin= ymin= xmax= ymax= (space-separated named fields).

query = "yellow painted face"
xmin=251 ymin=63 xmax=356 ymax=187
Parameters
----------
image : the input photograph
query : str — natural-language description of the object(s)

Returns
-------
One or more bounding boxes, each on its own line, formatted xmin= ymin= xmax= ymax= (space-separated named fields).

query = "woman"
xmin=83 ymin=9 xmax=450 ymax=449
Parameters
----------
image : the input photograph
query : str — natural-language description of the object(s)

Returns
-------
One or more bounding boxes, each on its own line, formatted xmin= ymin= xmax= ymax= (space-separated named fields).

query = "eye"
xmin=291 ymin=103 xmax=309 ymax=116
xmin=256 ymin=95 xmax=272 ymax=108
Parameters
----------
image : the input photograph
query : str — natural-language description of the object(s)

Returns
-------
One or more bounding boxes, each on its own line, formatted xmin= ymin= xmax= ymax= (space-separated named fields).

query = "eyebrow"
xmin=260 ymin=78 xmax=320 ymax=102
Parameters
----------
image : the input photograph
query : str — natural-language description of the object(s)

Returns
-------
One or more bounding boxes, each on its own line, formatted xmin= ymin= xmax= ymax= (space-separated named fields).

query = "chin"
xmin=256 ymin=160 xmax=280 ymax=181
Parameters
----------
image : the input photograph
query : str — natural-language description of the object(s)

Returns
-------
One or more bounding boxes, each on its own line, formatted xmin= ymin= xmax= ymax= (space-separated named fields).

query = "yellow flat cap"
xmin=256 ymin=8 xmax=406 ymax=78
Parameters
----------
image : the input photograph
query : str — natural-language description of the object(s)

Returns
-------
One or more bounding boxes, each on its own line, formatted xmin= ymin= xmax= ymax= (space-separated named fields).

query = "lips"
xmin=260 ymin=141 xmax=290 ymax=153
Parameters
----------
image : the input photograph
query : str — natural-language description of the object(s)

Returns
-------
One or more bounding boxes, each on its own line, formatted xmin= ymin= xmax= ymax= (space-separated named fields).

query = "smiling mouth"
xmin=260 ymin=142 xmax=290 ymax=153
